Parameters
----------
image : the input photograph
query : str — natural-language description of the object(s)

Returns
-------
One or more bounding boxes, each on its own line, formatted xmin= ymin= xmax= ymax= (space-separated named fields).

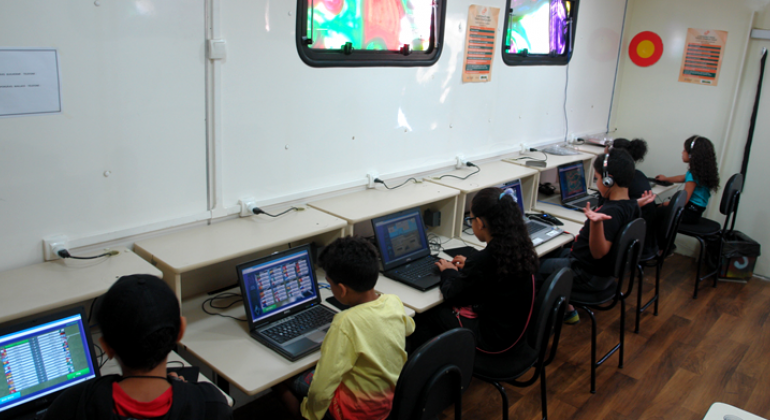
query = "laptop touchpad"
xmin=306 ymin=330 xmax=327 ymax=343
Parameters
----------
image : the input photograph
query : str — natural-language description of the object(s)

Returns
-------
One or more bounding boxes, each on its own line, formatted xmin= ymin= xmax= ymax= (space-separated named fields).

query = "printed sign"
xmin=678 ymin=29 xmax=728 ymax=87
xmin=462 ymin=5 xmax=500 ymax=83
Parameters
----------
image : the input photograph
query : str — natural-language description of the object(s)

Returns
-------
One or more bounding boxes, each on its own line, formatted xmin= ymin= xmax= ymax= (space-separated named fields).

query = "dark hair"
xmin=684 ymin=135 xmax=720 ymax=191
xmin=593 ymin=148 xmax=635 ymax=188
xmin=318 ymin=236 xmax=380 ymax=292
xmin=470 ymin=187 xmax=538 ymax=279
xmin=611 ymin=138 xmax=647 ymax=162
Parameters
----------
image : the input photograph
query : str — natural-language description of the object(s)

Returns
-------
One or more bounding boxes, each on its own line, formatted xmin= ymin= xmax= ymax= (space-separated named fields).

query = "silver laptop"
xmin=557 ymin=162 xmax=600 ymax=211
xmin=236 ymin=244 xmax=336 ymax=362
xmin=499 ymin=179 xmax=563 ymax=247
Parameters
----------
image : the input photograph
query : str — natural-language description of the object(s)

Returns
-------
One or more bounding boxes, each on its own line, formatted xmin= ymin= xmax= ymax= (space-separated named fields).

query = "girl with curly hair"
xmin=655 ymin=135 xmax=720 ymax=224
xmin=410 ymin=187 xmax=538 ymax=354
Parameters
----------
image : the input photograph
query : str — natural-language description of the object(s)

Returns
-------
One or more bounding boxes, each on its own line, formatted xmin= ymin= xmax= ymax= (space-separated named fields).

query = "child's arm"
xmin=583 ymin=204 xmax=613 ymax=259
xmin=655 ymin=174 xmax=686 ymax=183
xmin=301 ymin=326 xmax=355 ymax=420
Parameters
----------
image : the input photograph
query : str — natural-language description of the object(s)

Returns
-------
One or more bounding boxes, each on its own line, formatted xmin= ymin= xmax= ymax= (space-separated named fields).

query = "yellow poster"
xmin=678 ymin=28 xmax=728 ymax=87
xmin=462 ymin=5 xmax=500 ymax=83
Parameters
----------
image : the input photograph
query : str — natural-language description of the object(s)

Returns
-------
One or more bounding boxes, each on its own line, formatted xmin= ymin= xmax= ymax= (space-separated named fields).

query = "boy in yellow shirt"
xmin=279 ymin=236 xmax=415 ymax=420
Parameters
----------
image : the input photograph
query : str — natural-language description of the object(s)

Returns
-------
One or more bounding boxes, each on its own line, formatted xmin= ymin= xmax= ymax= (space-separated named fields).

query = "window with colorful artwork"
xmin=502 ymin=0 xmax=579 ymax=66
xmin=296 ymin=0 xmax=446 ymax=67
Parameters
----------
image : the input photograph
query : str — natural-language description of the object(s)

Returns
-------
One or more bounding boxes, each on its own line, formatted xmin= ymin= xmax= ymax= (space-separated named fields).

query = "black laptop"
xmin=557 ymin=162 xmax=600 ymax=211
xmin=371 ymin=207 xmax=441 ymax=291
xmin=236 ymin=244 xmax=337 ymax=362
xmin=0 ymin=307 xmax=100 ymax=420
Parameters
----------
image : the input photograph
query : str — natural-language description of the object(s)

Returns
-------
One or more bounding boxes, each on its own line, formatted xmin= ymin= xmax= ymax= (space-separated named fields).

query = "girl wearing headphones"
xmin=539 ymin=148 xmax=639 ymax=324
xmin=655 ymin=135 xmax=720 ymax=224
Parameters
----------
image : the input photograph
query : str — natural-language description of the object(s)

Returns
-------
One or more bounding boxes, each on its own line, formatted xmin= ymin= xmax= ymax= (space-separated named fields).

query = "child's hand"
xmin=655 ymin=175 xmax=668 ymax=182
xmin=451 ymin=255 xmax=467 ymax=269
xmin=637 ymin=190 xmax=656 ymax=207
xmin=435 ymin=260 xmax=458 ymax=272
xmin=583 ymin=203 xmax=612 ymax=223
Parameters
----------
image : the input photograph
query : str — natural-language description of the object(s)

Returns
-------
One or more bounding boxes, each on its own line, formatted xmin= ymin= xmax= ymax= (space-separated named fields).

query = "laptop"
xmin=500 ymin=179 xmax=564 ymax=247
xmin=236 ymin=244 xmax=337 ymax=362
xmin=0 ymin=307 xmax=100 ymax=420
xmin=371 ymin=207 xmax=441 ymax=291
xmin=557 ymin=162 xmax=600 ymax=211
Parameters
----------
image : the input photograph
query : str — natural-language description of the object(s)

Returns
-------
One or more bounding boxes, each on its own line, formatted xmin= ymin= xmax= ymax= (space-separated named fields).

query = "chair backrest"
xmin=662 ymin=190 xmax=688 ymax=242
xmin=388 ymin=328 xmax=475 ymax=420
xmin=719 ymin=173 xmax=743 ymax=232
xmin=527 ymin=268 xmax=573 ymax=361
xmin=612 ymin=218 xmax=646 ymax=296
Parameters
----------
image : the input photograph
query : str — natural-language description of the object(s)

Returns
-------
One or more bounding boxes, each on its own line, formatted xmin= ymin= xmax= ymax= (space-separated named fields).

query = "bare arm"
xmin=683 ymin=181 xmax=696 ymax=202
xmin=656 ymin=174 xmax=686 ymax=183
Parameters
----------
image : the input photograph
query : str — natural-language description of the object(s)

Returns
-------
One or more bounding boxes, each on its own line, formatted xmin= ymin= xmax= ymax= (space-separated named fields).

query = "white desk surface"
xmin=134 ymin=208 xmax=347 ymax=274
xmin=457 ymin=218 xmax=582 ymax=256
xmin=576 ymin=145 xmax=606 ymax=155
xmin=504 ymin=151 xmax=596 ymax=172
xmin=534 ymin=194 xmax=590 ymax=224
xmin=703 ymin=402 xmax=767 ymax=420
xmin=308 ymin=182 xmax=460 ymax=224
xmin=100 ymin=348 xmax=234 ymax=406
xmin=426 ymin=161 xmax=539 ymax=193
xmin=0 ymin=247 xmax=162 ymax=324
xmin=179 ymin=272 xmax=414 ymax=396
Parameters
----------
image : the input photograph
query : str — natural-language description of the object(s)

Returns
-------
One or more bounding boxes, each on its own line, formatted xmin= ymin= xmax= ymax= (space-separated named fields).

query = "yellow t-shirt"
xmin=300 ymin=294 xmax=415 ymax=420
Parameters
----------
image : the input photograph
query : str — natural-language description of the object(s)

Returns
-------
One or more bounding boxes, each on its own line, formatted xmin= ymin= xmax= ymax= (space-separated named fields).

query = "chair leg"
xmin=635 ymin=264 xmax=643 ymax=333
xmin=693 ymin=236 xmax=707 ymax=299
xmin=490 ymin=381 xmax=509 ymax=420
xmin=619 ymin=298 xmax=625 ymax=369
xmin=654 ymin=261 xmax=661 ymax=315
xmin=577 ymin=306 xmax=598 ymax=393
xmin=540 ymin=366 xmax=548 ymax=420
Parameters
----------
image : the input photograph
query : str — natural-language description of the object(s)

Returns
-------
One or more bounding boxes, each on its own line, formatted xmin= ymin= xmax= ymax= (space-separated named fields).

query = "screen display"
xmin=0 ymin=314 xmax=96 ymax=413
xmin=505 ymin=0 xmax=569 ymax=55
xmin=499 ymin=179 xmax=526 ymax=214
xmin=373 ymin=208 xmax=429 ymax=266
xmin=240 ymin=249 xmax=319 ymax=324
xmin=558 ymin=163 xmax=587 ymax=201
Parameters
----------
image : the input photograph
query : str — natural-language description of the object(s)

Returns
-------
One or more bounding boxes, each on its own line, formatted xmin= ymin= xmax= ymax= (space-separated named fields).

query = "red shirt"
xmin=112 ymin=382 xmax=173 ymax=418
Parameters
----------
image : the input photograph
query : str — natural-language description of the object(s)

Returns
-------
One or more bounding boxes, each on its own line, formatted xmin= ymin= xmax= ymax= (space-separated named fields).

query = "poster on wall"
xmin=0 ymin=48 xmax=62 ymax=117
xmin=462 ymin=5 xmax=500 ymax=83
xmin=678 ymin=28 xmax=728 ymax=87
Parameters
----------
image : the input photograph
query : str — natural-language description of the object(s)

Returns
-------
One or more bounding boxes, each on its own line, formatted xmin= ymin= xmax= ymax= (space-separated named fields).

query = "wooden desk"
xmin=0 ymin=247 xmax=161 ymax=324
xmin=134 ymin=208 xmax=347 ymax=300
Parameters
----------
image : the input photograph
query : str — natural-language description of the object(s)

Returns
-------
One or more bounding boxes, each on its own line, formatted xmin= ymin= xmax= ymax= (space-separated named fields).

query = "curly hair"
xmin=470 ymin=187 xmax=538 ymax=280
xmin=318 ymin=236 xmax=380 ymax=292
xmin=611 ymin=138 xmax=647 ymax=162
xmin=684 ymin=135 xmax=720 ymax=191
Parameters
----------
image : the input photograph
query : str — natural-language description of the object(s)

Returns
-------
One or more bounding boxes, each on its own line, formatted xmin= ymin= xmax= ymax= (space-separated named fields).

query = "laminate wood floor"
xmin=234 ymin=254 xmax=770 ymax=420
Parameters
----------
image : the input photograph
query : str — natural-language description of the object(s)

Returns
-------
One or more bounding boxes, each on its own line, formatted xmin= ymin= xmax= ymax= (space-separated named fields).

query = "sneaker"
xmin=564 ymin=309 xmax=580 ymax=325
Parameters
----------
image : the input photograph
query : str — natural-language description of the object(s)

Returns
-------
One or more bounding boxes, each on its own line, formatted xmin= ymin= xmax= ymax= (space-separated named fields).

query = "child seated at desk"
xmin=539 ymin=148 xmax=639 ymax=324
xmin=411 ymin=187 xmax=538 ymax=354
xmin=279 ymin=236 xmax=415 ymax=420
xmin=44 ymin=275 xmax=232 ymax=420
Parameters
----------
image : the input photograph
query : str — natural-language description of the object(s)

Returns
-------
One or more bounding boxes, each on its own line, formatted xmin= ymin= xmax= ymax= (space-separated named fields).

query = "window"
xmin=295 ymin=0 xmax=446 ymax=67
xmin=502 ymin=0 xmax=578 ymax=66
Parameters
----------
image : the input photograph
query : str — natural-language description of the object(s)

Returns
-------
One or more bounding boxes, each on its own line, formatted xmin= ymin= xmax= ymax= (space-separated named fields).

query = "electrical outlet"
xmin=367 ymin=172 xmax=379 ymax=189
xmin=43 ymin=234 xmax=69 ymax=261
xmin=455 ymin=155 xmax=467 ymax=169
xmin=239 ymin=197 xmax=258 ymax=217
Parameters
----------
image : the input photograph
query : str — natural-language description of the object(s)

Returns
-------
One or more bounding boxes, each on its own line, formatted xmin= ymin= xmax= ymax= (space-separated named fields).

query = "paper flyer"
xmin=462 ymin=5 xmax=500 ymax=83
xmin=678 ymin=28 xmax=728 ymax=87
xmin=0 ymin=48 xmax=62 ymax=117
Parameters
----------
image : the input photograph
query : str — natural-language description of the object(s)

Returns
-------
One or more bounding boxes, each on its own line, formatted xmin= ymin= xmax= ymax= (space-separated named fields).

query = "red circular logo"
xmin=629 ymin=31 xmax=663 ymax=67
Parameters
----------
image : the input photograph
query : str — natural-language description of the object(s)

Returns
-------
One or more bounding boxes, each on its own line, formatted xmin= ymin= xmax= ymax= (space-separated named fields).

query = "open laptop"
xmin=557 ymin=162 xmax=600 ymax=211
xmin=500 ymin=179 xmax=564 ymax=247
xmin=0 ymin=307 xmax=100 ymax=420
xmin=371 ymin=207 xmax=441 ymax=291
xmin=236 ymin=244 xmax=337 ymax=362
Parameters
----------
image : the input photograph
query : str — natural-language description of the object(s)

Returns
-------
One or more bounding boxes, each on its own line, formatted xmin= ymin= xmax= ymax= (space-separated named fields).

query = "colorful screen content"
xmin=505 ymin=0 xmax=568 ymax=55
xmin=241 ymin=250 xmax=318 ymax=324
xmin=500 ymin=179 xmax=526 ymax=214
xmin=306 ymin=0 xmax=434 ymax=51
xmin=559 ymin=163 xmax=586 ymax=201
xmin=374 ymin=210 xmax=428 ymax=265
xmin=0 ymin=315 xmax=96 ymax=413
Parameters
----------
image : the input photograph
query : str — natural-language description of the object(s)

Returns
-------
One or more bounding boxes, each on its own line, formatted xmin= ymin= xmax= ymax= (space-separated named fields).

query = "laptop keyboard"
xmin=262 ymin=306 xmax=335 ymax=344
xmin=527 ymin=221 xmax=549 ymax=235
xmin=392 ymin=256 xmax=439 ymax=281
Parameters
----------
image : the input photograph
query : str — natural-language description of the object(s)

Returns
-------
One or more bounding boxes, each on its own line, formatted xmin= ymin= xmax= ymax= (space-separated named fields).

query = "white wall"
xmin=0 ymin=0 xmax=628 ymax=273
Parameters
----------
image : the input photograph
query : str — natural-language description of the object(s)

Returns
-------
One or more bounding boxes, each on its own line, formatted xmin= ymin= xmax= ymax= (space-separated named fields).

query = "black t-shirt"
xmin=439 ymin=244 xmax=535 ymax=352
xmin=43 ymin=375 xmax=232 ymax=420
xmin=571 ymin=199 xmax=639 ymax=277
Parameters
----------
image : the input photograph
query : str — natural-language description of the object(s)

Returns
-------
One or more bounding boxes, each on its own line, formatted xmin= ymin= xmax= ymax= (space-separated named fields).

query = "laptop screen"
xmin=558 ymin=162 xmax=587 ymax=201
xmin=238 ymin=246 xmax=319 ymax=324
xmin=499 ymin=179 xmax=526 ymax=214
xmin=372 ymin=207 xmax=430 ymax=268
xmin=0 ymin=309 xmax=98 ymax=415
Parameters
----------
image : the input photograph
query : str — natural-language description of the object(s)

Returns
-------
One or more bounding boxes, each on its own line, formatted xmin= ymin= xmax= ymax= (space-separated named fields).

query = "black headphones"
xmin=689 ymin=136 xmax=698 ymax=159
xmin=602 ymin=150 xmax=614 ymax=188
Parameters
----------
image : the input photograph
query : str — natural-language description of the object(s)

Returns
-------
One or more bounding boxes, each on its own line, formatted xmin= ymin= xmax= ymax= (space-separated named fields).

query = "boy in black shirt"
xmin=540 ymin=148 xmax=640 ymax=324
xmin=44 ymin=275 xmax=232 ymax=420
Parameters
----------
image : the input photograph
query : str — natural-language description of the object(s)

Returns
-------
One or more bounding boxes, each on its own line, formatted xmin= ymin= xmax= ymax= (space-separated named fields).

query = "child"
xmin=411 ymin=187 xmax=537 ymax=354
xmin=656 ymin=135 xmax=720 ymax=224
xmin=280 ymin=236 xmax=415 ymax=420
xmin=44 ymin=275 xmax=232 ymax=420
xmin=539 ymin=148 xmax=639 ymax=324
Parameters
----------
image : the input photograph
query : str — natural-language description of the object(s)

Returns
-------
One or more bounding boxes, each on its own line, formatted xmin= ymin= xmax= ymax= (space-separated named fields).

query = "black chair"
xmin=634 ymin=190 xmax=688 ymax=333
xmin=678 ymin=173 xmax=743 ymax=299
xmin=387 ymin=328 xmax=475 ymax=420
xmin=570 ymin=218 xmax=646 ymax=393
xmin=473 ymin=267 xmax=573 ymax=420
